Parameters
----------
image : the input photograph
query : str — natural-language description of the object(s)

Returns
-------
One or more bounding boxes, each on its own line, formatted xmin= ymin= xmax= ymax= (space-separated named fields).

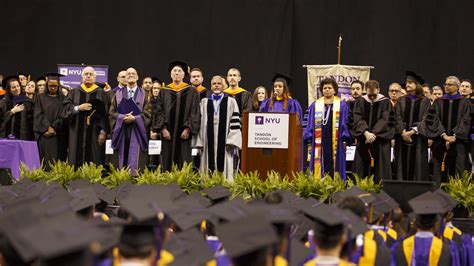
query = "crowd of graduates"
xmin=0 ymin=174 xmax=472 ymax=265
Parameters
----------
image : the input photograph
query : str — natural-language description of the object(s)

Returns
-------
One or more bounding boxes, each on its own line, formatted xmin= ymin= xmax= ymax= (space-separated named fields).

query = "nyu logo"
xmin=255 ymin=116 xmax=281 ymax=125
xmin=59 ymin=68 xmax=68 ymax=76
xmin=255 ymin=116 xmax=264 ymax=125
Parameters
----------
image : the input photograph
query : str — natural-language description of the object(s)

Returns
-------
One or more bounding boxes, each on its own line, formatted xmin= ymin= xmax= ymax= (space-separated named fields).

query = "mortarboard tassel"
xmin=112 ymin=247 xmax=120 ymax=266
xmin=86 ymin=110 xmax=96 ymax=126
xmin=441 ymin=152 xmax=447 ymax=172
xmin=368 ymin=149 xmax=374 ymax=168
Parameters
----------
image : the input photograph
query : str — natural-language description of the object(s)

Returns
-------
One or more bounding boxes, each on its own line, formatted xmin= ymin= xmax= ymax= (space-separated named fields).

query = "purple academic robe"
xmin=302 ymin=100 xmax=350 ymax=180
xmin=259 ymin=98 xmax=303 ymax=123
xmin=110 ymin=87 xmax=150 ymax=174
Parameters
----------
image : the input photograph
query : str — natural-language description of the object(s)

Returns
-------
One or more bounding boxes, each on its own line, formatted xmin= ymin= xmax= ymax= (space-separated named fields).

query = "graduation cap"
xmin=203 ymin=185 xmax=232 ymax=203
xmin=42 ymin=72 xmax=65 ymax=81
xmin=168 ymin=60 xmax=190 ymax=75
xmin=117 ymin=98 xmax=141 ymax=115
xmin=162 ymin=228 xmax=215 ymax=265
xmin=216 ymin=213 xmax=279 ymax=259
xmin=36 ymin=75 xmax=47 ymax=82
xmin=1 ymin=74 xmax=19 ymax=90
xmin=68 ymin=188 xmax=101 ymax=212
xmin=405 ymin=71 xmax=425 ymax=85
xmin=372 ymin=190 xmax=399 ymax=215
xmin=206 ymin=198 xmax=255 ymax=222
xmin=408 ymin=191 xmax=452 ymax=215
xmin=433 ymin=189 xmax=458 ymax=210
xmin=14 ymin=214 xmax=118 ymax=265
xmin=331 ymin=186 xmax=376 ymax=205
xmin=271 ymin=73 xmax=293 ymax=86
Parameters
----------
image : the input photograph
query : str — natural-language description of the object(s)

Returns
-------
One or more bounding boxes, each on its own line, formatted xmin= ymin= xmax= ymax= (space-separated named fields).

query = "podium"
xmin=241 ymin=112 xmax=302 ymax=180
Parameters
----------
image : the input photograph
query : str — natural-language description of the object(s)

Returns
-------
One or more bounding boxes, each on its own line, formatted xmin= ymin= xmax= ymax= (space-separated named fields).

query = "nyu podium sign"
xmin=248 ymin=113 xmax=289 ymax=149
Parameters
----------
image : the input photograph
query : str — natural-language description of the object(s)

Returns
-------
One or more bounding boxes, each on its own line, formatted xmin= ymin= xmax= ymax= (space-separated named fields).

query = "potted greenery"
xmin=441 ymin=171 xmax=473 ymax=219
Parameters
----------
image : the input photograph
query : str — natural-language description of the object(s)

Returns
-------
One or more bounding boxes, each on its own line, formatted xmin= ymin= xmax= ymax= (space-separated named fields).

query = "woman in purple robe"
xmin=259 ymin=73 xmax=303 ymax=122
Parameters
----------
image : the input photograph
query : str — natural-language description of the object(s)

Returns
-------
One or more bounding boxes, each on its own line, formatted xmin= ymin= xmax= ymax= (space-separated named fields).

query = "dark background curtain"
xmin=1 ymin=0 xmax=473 ymax=108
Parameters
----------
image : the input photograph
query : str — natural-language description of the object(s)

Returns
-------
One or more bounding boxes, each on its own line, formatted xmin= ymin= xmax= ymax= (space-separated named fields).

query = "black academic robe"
xmin=0 ymin=95 xmax=34 ymax=140
xmin=61 ymin=86 xmax=110 ymax=168
xmin=225 ymin=89 xmax=253 ymax=114
xmin=394 ymin=95 xmax=432 ymax=181
xmin=393 ymin=236 xmax=453 ymax=266
xmin=352 ymin=95 xmax=394 ymax=182
xmin=154 ymin=85 xmax=200 ymax=171
xmin=34 ymin=93 xmax=68 ymax=170
xmin=428 ymin=94 xmax=471 ymax=184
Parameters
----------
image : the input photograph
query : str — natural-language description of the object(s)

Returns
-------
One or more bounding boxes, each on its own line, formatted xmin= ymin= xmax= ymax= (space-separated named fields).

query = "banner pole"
xmin=337 ymin=34 xmax=342 ymax=65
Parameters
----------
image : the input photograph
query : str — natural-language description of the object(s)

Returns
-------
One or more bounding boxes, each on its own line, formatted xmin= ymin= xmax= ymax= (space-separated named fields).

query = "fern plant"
xmin=263 ymin=170 xmax=291 ymax=193
xmin=347 ymin=173 xmax=382 ymax=193
xmin=135 ymin=166 xmax=166 ymax=185
xmin=172 ymin=162 xmax=201 ymax=194
xmin=231 ymin=171 xmax=266 ymax=200
xmin=20 ymin=162 xmax=47 ymax=182
xmin=319 ymin=172 xmax=348 ymax=203
xmin=48 ymin=160 xmax=78 ymax=186
xmin=201 ymin=170 xmax=229 ymax=190
xmin=77 ymin=162 xmax=104 ymax=184
xmin=441 ymin=171 xmax=474 ymax=218
xmin=289 ymin=171 xmax=323 ymax=199
xmin=102 ymin=164 xmax=132 ymax=188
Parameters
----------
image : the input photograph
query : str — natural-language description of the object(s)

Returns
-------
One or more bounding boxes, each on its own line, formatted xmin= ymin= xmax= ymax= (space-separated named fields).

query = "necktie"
xmin=129 ymin=90 xmax=134 ymax=99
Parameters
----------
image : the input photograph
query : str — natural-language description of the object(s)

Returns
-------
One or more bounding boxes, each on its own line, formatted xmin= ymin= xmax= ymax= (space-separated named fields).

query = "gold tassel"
xmin=86 ymin=110 xmax=96 ymax=126
xmin=112 ymin=247 xmax=120 ymax=266
xmin=368 ymin=149 xmax=374 ymax=168
xmin=441 ymin=152 xmax=447 ymax=172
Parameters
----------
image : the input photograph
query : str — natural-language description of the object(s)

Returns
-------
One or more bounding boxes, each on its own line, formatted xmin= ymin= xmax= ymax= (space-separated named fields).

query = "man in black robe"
xmin=61 ymin=66 xmax=110 ymax=168
xmin=33 ymin=73 xmax=68 ymax=170
xmin=352 ymin=80 xmax=394 ymax=182
xmin=429 ymin=76 xmax=471 ymax=184
xmin=0 ymin=75 xmax=35 ymax=140
xmin=224 ymin=68 xmax=252 ymax=113
xmin=394 ymin=71 xmax=432 ymax=181
xmin=153 ymin=61 xmax=200 ymax=171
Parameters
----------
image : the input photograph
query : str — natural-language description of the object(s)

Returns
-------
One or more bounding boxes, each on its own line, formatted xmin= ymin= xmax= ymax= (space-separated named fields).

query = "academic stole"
xmin=402 ymin=236 xmax=443 ymax=266
xmin=313 ymin=96 xmax=340 ymax=179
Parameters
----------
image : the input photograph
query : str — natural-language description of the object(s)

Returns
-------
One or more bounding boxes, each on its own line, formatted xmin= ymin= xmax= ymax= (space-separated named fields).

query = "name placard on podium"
xmin=248 ymin=113 xmax=289 ymax=149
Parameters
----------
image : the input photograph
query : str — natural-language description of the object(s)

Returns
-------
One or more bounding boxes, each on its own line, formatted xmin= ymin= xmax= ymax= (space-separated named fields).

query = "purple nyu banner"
xmin=58 ymin=64 xmax=108 ymax=88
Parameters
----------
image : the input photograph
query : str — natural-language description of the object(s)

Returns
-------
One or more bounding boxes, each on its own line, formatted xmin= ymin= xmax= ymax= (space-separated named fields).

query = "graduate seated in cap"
xmin=368 ymin=191 xmax=400 ymax=249
xmin=153 ymin=60 xmax=200 ymax=172
xmin=428 ymin=76 xmax=471 ymax=185
xmin=61 ymin=66 xmax=110 ymax=168
xmin=118 ymin=224 xmax=158 ymax=266
xmin=224 ymin=68 xmax=253 ymax=113
xmin=391 ymin=191 xmax=460 ymax=266
xmin=302 ymin=78 xmax=350 ymax=179
xmin=251 ymin=86 xmax=268 ymax=112
xmin=434 ymin=189 xmax=473 ymax=266
xmin=0 ymin=75 xmax=35 ymax=140
xmin=335 ymin=190 xmax=392 ymax=266
xmin=109 ymin=67 xmax=151 ymax=175
xmin=352 ymin=80 xmax=394 ymax=182
xmin=33 ymin=73 xmax=68 ymax=171
xmin=195 ymin=75 xmax=242 ymax=181
xmin=259 ymin=73 xmax=303 ymax=122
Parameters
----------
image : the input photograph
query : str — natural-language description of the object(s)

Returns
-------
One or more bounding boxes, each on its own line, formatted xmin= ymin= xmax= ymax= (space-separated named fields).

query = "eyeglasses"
xmin=389 ymin=90 xmax=400 ymax=93
xmin=444 ymin=83 xmax=457 ymax=87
